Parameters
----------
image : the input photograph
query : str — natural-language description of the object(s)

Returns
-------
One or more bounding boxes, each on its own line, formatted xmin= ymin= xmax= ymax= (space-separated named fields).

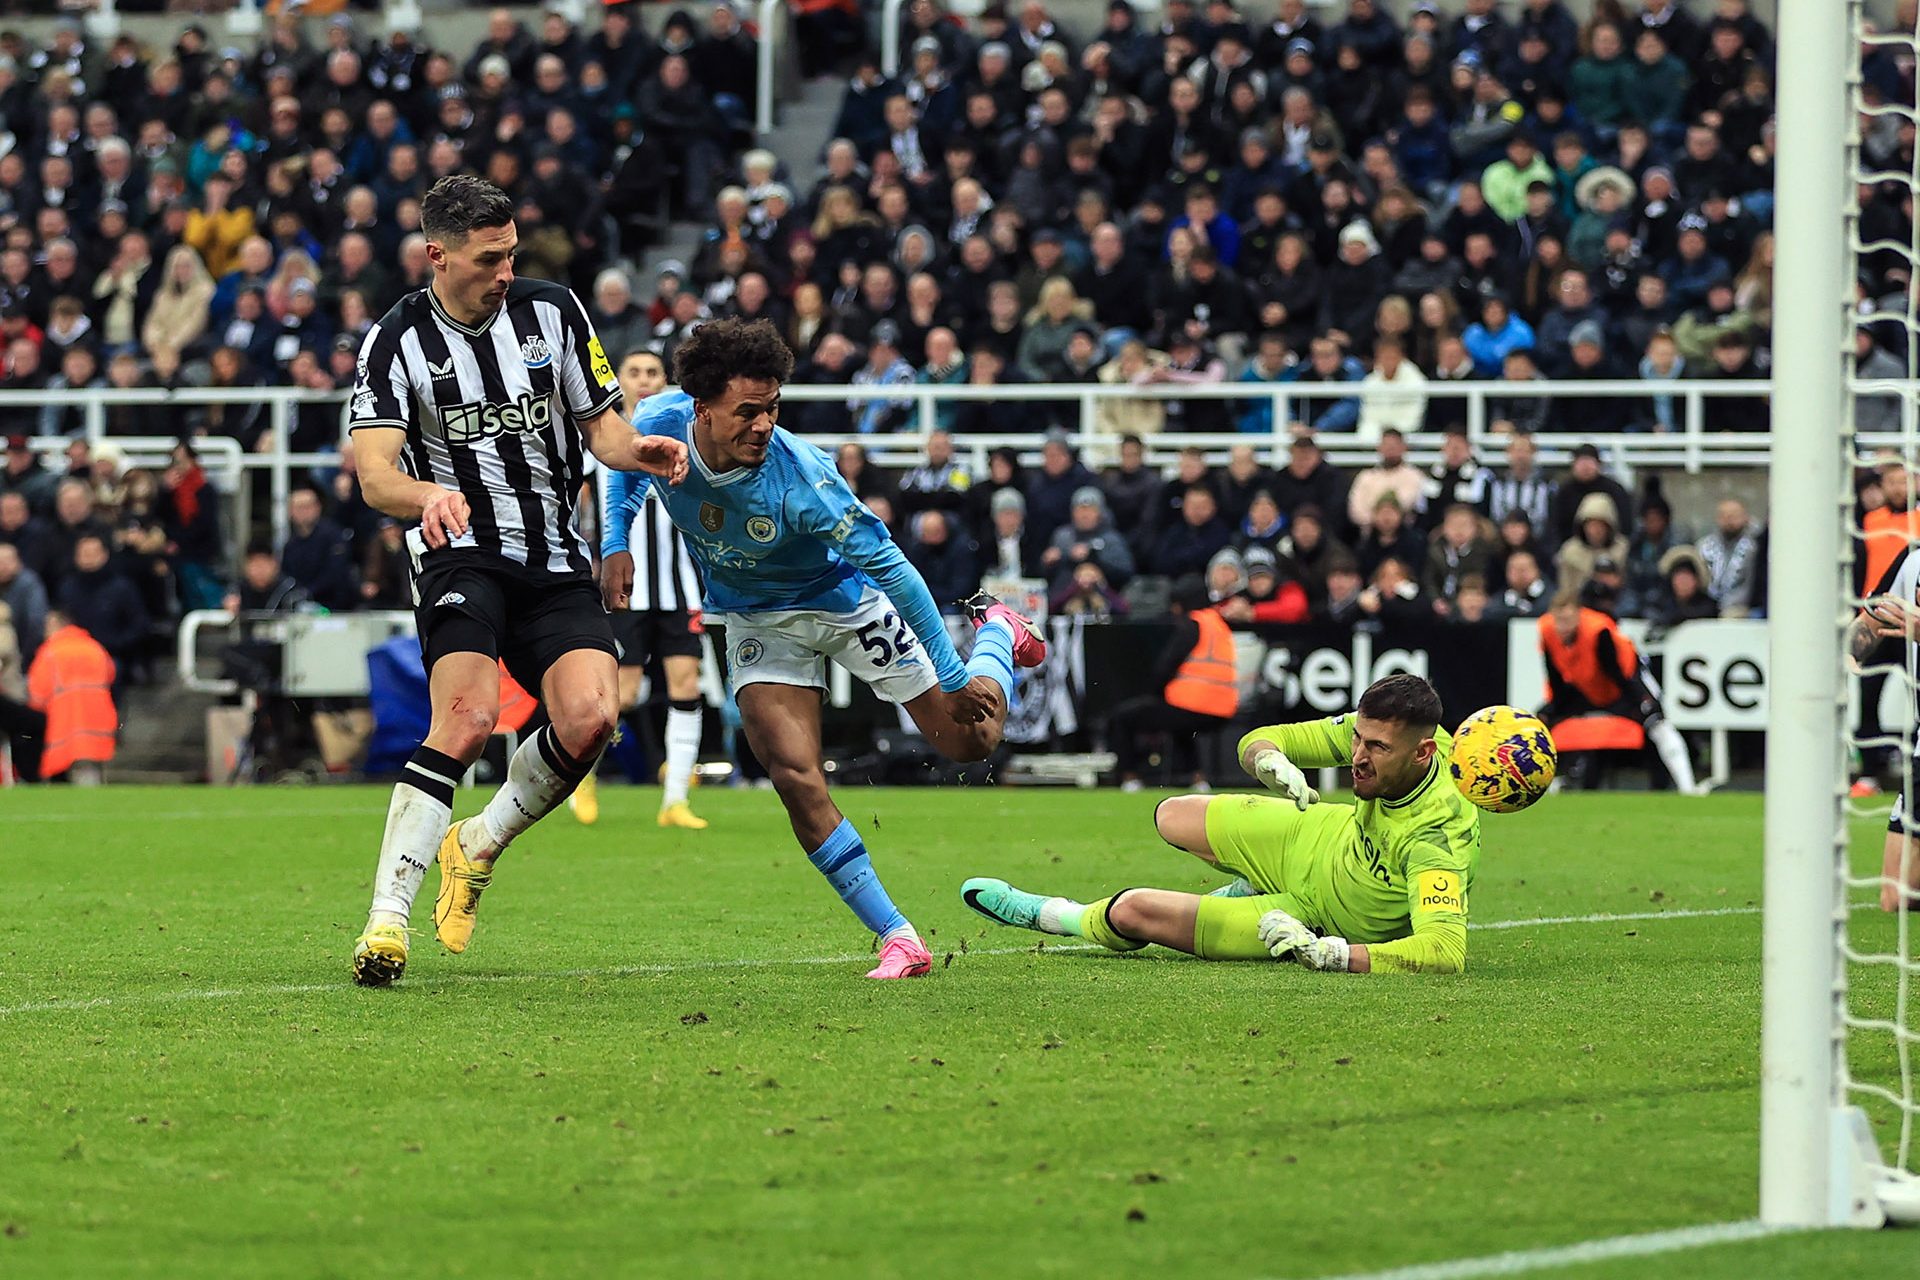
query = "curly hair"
xmin=671 ymin=318 xmax=795 ymax=403
xmin=420 ymin=175 xmax=514 ymax=244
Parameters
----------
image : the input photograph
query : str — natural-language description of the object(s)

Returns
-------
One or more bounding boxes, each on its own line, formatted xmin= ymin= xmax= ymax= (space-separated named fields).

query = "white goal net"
xmin=1847 ymin=0 xmax=1920 ymax=1201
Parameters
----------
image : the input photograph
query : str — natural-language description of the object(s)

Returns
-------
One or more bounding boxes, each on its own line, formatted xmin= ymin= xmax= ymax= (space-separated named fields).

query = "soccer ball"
xmin=1449 ymin=705 xmax=1557 ymax=814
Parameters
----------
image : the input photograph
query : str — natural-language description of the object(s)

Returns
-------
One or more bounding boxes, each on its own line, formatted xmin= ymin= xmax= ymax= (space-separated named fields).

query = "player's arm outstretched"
xmin=788 ymin=453 xmax=996 ymax=721
xmin=1233 ymin=716 xmax=1357 ymax=810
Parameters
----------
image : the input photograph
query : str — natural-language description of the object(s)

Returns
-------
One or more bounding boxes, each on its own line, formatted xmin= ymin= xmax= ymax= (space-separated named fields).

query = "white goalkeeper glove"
xmin=1258 ymin=907 xmax=1351 ymax=973
xmin=1250 ymin=748 xmax=1319 ymax=811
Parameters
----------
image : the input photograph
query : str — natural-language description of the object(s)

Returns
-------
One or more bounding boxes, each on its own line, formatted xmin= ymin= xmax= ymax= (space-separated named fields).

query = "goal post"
xmin=1759 ymin=0 xmax=1853 ymax=1230
xmin=1764 ymin=0 xmax=1920 ymax=1230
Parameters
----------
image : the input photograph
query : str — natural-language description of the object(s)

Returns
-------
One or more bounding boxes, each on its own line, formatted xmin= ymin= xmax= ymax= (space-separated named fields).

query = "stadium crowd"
xmin=0 ymin=0 xmax=1901 ymax=711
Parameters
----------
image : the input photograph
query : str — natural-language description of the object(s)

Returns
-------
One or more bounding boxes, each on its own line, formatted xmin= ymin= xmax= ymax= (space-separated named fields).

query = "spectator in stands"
xmin=1488 ymin=431 xmax=1555 ymax=533
xmin=1319 ymin=555 xmax=1368 ymax=627
xmin=1424 ymin=503 xmax=1498 ymax=609
xmin=0 ymin=542 xmax=48 ymax=664
xmin=1358 ymin=554 xmax=1432 ymax=625
xmin=641 ymin=55 xmax=725 ymax=212
xmin=1346 ymin=428 xmax=1426 ymax=532
xmin=896 ymin=430 xmax=974 ymax=523
xmin=224 ymin=542 xmax=308 ymax=615
xmin=279 ymin=485 xmax=356 ymax=613
xmin=1357 ymin=335 xmax=1428 ymax=439
xmin=1699 ymin=330 xmax=1769 ymax=432
xmin=905 ymin=511 xmax=978 ymax=608
xmin=982 ymin=488 xmax=1040 ymax=580
xmin=1554 ymin=492 xmax=1629 ymax=599
xmin=1096 ymin=340 xmax=1171 ymax=436
xmin=1418 ymin=427 xmax=1491 ymax=526
xmin=1698 ymin=498 xmax=1763 ymax=616
xmin=162 ymin=441 xmax=222 ymax=612
xmin=1268 ymin=434 xmax=1348 ymax=530
xmin=1285 ymin=334 xmax=1365 ymax=433
xmin=1548 ymin=443 xmax=1633 ymax=545
xmin=1657 ymin=549 xmax=1721 ymax=626
xmin=141 ymin=245 xmax=214 ymax=364
xmin=3 ymin=437 xmax=58 ymax=515
xmin=1025 ymin=431 xmax=1097 ymax=545
xmin=57 ymin=532 xmax=146 ymax=686
xmin=1153 ymin=484 xmax=1231 ymax=580
xmin=1355 ymin=493 xmax=1425 ymax=582
xmin=850 ymin=320 xmax=917 ymax=434
xmin=1042 ymin=486 xmax=1134 ymax=593
xmin=1462 ymin=294 xmax=1535 ymax=376
xmin=1491 ymin=547 xmax=1552 ymax=620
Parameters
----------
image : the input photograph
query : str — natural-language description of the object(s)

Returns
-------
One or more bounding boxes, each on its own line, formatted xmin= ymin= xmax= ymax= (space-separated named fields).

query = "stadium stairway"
xmin=114 ymin=671 xmax=221 ymax=783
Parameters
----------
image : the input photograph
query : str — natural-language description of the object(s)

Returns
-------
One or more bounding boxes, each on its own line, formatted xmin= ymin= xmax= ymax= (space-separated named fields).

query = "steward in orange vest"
xmin=1537 ymin=588 xmax=1702 ymax=793
xmin=1107 ymin=581 xmax=1242 ymax=788
xmin=25 ymin=613 xmax=117 ymax=781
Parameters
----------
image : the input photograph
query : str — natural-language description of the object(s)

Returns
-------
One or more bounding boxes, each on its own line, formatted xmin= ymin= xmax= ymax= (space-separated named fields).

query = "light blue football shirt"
xmin=603 ymin=390 xmax=970 ymax=691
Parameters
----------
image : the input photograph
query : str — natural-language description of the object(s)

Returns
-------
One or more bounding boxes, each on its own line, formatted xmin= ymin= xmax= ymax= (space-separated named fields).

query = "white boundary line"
xmin=0 ymin=904 xmax=1798 ymax=1019
xmin=1278 ymin=1220 xmax=1787 ymax=1280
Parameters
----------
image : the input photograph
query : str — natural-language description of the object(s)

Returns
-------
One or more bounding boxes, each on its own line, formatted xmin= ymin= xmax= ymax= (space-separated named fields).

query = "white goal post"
xmin=1763 ymin=0 xmax=1920 ymax=1229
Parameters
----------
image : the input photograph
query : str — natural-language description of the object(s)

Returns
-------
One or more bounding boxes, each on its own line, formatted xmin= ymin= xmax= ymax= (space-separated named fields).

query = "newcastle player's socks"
xmin=461 ymin=725 xmax=595 ymax=862
xmin=368 ymin=746 xmax=462 ymax=925
xmin=662 ymin=698 xmax=703 ymax=807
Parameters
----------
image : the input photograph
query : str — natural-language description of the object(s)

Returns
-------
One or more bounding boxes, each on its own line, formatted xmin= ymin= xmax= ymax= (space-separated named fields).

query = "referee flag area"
xmin=1 ymin=787 xmax=1912 ymax=1279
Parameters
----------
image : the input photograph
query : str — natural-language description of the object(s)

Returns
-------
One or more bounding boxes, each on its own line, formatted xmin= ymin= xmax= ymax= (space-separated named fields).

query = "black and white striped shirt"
xmin=1488 ymin=470 xmax=1557 ymax=534
xmin=349 ymin=278 xmax=624 ymax=581
xmin=600 ymin=480 xmax=703 ymax=612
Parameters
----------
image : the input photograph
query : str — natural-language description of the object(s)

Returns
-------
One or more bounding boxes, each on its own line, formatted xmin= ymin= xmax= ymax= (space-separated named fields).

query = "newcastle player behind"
xmin=346 ymin=175 xmax=688 ymax=986
xmin=595 ymin=347 xmax=712 ymax=831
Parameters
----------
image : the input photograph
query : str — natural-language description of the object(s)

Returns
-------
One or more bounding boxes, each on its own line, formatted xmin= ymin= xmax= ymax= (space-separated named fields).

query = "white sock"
xmin=662 ymin=700 xmax=703 ymax=807
xmin=369 ymin=747 xmax=463 ymax=920
xmin=1036 ymin=897 xmax=1083 ymax=936
xmin=881 ymin=921 xmax=922 ymax=946
xmin=1648 ymin=719 xmax=1699 ymax=793
xmin=465 ymin=726 xmax=592 ymax=862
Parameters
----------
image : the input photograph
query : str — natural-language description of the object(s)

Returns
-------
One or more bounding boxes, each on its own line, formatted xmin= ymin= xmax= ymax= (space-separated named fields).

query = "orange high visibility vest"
xmin=26 ymin=624 xmax=117 ymax=779
xmin=1165 ymin=607 xmax=1240 ymax=717
xmin=495 ymin=663 xmax=537 ymax=735
xmin=1864 ymin=506 xmax=1920 ymax=594
xmin=1538 ymin=607 xmax=1637 ymax=707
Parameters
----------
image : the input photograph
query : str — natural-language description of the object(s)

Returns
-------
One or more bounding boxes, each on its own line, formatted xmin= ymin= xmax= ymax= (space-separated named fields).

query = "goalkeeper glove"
xmin=1258 ymin=907 xmax=1351 ymax=973
xmin=1250 ymin=748 xmax=1319 ymax=811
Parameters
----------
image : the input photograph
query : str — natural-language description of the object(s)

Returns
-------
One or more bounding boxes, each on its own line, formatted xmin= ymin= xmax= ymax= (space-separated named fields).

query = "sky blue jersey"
xmin=603 ymin=391 xmax=971 ymax=691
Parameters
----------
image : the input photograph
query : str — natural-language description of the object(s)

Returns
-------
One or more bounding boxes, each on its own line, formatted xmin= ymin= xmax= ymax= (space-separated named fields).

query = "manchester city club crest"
xmin=519 ymin=334 xmax=554 ymax=369
xmin=745 ymin=516 xmax=776 ymax=543
xmin=735 ymin=638 xmax=764 ymax=667
xmin=700 ymin=503 xmax=725 ymax=533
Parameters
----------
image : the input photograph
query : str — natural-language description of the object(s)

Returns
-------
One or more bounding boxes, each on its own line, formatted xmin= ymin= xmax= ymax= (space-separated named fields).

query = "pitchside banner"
xmin=1502 ymin=618 xmax=1773 ymax=731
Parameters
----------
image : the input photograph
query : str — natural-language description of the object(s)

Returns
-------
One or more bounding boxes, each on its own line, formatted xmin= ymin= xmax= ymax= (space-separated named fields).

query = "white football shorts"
xmin=718 ymin=583 xmax=941 ymax=705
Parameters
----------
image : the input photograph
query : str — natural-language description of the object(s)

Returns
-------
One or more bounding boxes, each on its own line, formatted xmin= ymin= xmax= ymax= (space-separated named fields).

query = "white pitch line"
xmin=0 ymin=903 xmax=1816 ymax=1019
xmin=1279 ymin=1220 xmax=1786 ymax=1280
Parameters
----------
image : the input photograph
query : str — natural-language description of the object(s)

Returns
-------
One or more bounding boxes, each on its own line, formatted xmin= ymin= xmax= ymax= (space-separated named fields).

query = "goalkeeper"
xmin=961 ymin=674 xmax=1480 ymax=974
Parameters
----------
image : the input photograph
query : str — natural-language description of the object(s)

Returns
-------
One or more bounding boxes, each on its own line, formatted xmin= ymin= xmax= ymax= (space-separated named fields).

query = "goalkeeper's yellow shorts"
xmin=1203 ymin=793 xmax=1355 ymax=924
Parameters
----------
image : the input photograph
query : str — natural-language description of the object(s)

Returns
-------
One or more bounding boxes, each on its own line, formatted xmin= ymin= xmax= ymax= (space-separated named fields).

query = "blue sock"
xmin=807 ymin=819 xmax=909 ymax=938
xmin=967 ymin=618 xmax=1018 ymax=709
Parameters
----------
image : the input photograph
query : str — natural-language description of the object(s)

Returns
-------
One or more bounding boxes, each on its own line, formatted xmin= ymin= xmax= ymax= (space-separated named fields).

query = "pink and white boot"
xmin=866 ymin=931 xmax=933 ymax=979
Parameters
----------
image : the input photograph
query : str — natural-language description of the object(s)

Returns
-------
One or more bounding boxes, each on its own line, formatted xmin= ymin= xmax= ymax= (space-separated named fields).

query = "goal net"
xmin=1764 ymin=0 xmax=1920 ymax=1229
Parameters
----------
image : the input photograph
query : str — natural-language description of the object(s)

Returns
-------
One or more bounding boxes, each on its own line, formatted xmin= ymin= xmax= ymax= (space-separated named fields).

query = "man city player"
xmin=600 ymin=318 xmax=1045 ymax=977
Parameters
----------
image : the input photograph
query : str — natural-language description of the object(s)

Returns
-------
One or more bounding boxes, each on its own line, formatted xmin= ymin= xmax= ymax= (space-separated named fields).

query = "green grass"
xmin=0 ymin=786 xmax=1916 ymax=1279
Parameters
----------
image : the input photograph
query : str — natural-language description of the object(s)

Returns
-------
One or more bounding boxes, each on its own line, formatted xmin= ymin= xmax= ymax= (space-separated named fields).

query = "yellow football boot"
xmin=568 ymin=771 xmax=600 ymax=825
xmin=351 ymin=922 xmax=409 ymax=986
xmin=657 ymin=801 xmax=709 ymax=830
xmin=433 ymin=823 xmax=493 ymax=953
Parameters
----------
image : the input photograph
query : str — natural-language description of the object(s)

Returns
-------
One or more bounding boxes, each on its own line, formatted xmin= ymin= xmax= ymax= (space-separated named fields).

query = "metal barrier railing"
xmin=6 ymin=374 xmax=1907 ymax=554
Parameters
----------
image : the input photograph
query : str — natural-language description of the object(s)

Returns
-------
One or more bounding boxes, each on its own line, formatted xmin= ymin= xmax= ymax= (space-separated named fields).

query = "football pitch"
xmin=2 ymin=785 xmax=1916 ymax=1279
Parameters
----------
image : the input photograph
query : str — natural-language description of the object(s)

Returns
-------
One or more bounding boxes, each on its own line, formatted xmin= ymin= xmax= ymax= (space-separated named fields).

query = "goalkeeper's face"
xmin=1350 ymin=714 xmax=1438 ymax=802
